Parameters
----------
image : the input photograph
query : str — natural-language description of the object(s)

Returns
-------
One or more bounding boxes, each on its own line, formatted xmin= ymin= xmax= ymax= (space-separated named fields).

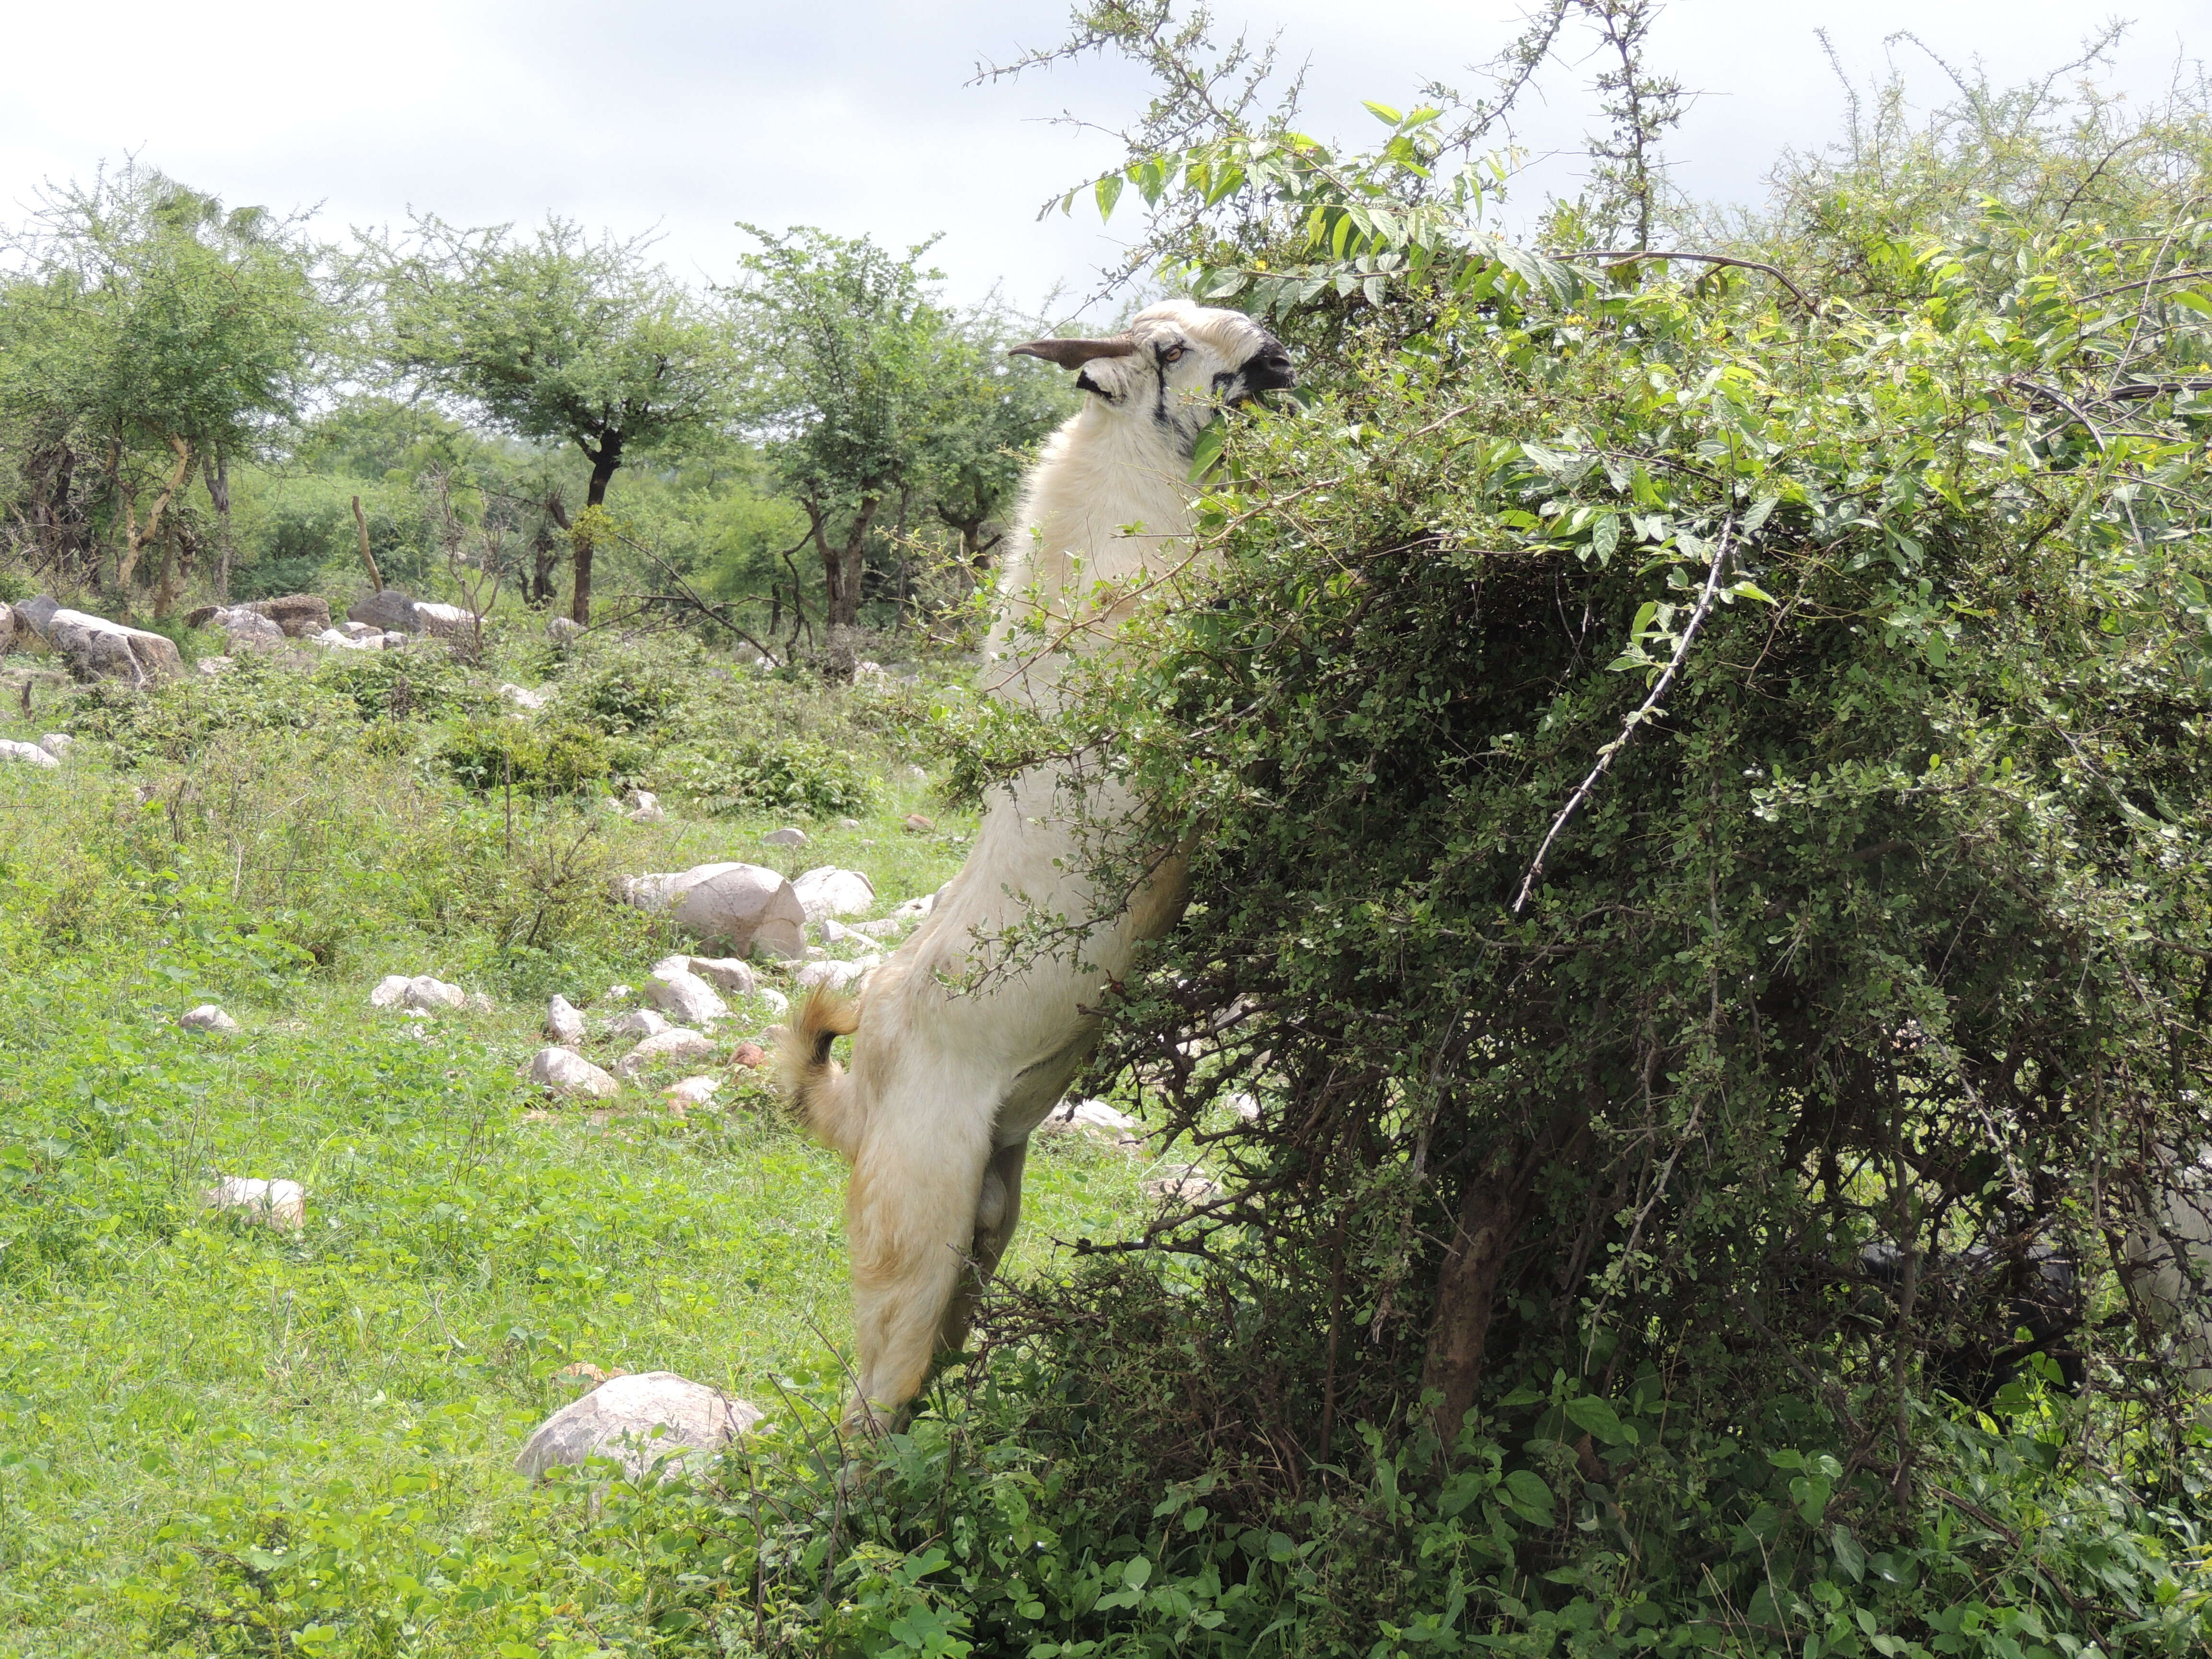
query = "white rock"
xmin=1043 ymin=1097 xmax=1140 ymax=1137
xmin=370 ymin=974 xmax=466 ymax=1012
xmin=211 ymin=606 xmax=285 ymax=650
xmin=855 ymin=917 xmax=908 ymax=939
xmin=467 ymin=991 xmax=493 ymax=1013
xmin=615 ymin=1027 xmax=717 ymax=1077
xmin=607 ymin=1009 xmax=670 ymax=1039
xmin=14 ymin=598 xmax=182 ymax=684
xmin=663 ymin=1075 xmax=721 ymax=1108
xmin=547 ymin=615 xmax=584 ymax=644
xmin=604 ymin=984 xmax=633 ymax=1002
xmin=1226 ymin=1093 xmax=1262 ymax=1121
xmin=413 ymin=601 xmax=475 ymax=640
xmin=0 ymin=739 xmax=59 ymax=769
xmin=837 ymin=817 xmax=862 ymax=830
xmin=528 ymin=1046 xmax=620 ymax=1098
xmin=755 ymin=988 xmax=790 ymax=1018
xmin=178 ymin=1004 xmax=240 ymax=1034
xmin=498 ymin=682 xmax=549 ymax=710
xmin=37 ymin=733 xmax=74 ymax=758
xmin=515 ymin=1371 xmax=762 ymax=1482
xmin=684 ymin=956 xmax=757 ymax=995
xmin=546 ymin=995 xmax=585 ymax=1046
xmin=795 ymin=956 xmax=879 ymax=993
xmin=792 ymin=866 xmax=876 ymax=923
xmin=892 ymin=892 xmax=937 ymax=920
xmin=204 ymin=1176 xmax=306 ymax=1231
xmin=340 ymin=620 xmax=382 ymax=641
xmin=626 ymin=789 xmax=666 ymax=824
xmin=761 ymin=826 xmax=808 ymax=847
xmin=646 ymin=967 xmax=728 ymax=1027
xmin=632 ymin=863 xmax=806 ymax=960
xmin=198 ymin=656 xmax=234 ymax=676
xmin=312 ymin=626 xmax=374 ymax=650
xmin=817 ymin=918 xmax=861 ymax=946
xmin=1143 ymin=1166 xmax=1225 ymax=1207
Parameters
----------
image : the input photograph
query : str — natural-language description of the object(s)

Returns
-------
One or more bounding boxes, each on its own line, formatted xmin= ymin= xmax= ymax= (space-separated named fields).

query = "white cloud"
xmin=0 ymin=1 xmax=2198 ymax=315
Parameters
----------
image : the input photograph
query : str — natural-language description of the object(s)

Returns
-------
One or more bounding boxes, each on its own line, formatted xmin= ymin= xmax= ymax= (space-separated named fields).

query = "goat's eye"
xmin=1163 ymin=345 xmax=1186 ymax=363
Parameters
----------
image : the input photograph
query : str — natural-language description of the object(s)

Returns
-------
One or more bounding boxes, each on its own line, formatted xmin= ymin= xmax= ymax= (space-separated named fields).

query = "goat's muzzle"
xmin=1239 ymin=345 xmax=1296 ymax=394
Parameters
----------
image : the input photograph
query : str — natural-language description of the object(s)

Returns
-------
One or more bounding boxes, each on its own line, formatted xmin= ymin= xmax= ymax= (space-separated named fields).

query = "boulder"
xmin=645 ymin=967 xmax=727 ymax=1028
xmin=37 ymin=733 xmax=74 ymax=758
xmin=730 ymin=1042 xmax=767 ymax=1069
xmin=1042 ymin=1098 xmax=1140 ymax=1141
xmin=664 ymin=1075 xmax=721 ymax=1109
xmin=208 ymin=606 xmax=285 ymax=651
xmin=607 ymin=1009 xmax=670 ymax=1040
xmin=855 ymin=916 xmax=908 ymax=939
xmin=0 ymin=739 xmax=59 ymax=769
xmin=671 ymin=865 xmax=806 ymax=960
xmin=892 ymin=892 xmax=938 ymax=920
xmin=515 ymin=1371 xmax=762 ymax=1482
xmin=528 ymin=1046 xmax=620 ymax=1099
xmin=762 ymin=826 xmax=808 ymax=847
xmin=369 ymin=974 xmax=467 ymax=1012
xmin=414 ymin=601 xmax=475 ymax=640
xmin=499 ymin=682 xmax=548 ymax=710
xmin=188 ymin=594 xmax=331 ymax=637
xmin=604 ymin=983 xmax=633 ymax=1002
xmin=626 ymin=789 xmax=666 ymax=824
xmin=178 ymin=1004 xmax=240 ymax=1034
xmin=837 ymin=817 xmax=862 ymax=830
xmin=795 ymin=956 xmax=879 ymax=994
xmin=0 ymin=601 xmax=12 ymax=648
xmin=683 ymin=956 xmax=756 ymax=996
xmin=618 ymin=861 xmax=746 ymax=913
xmin=792 ymin=866 xmax=876 ymax=923
xmin=198 ymin=656 xmax=233 ymax=675
xmin=15 ymin=597 xmax=182 ymax=685
xmin=340 ymin=620 xmax=382 ymax=641
xmin=902 ymin=814 xmax=935 ymax=833
xmin=312 ymin=627 xmax=375 ymax=651
xmin=615 ymin=1027 xmax=717 ymax=1077
xmin=347 ymin=589 xmax=420 ymax=633
xmin=204 ymin=1176 xmax=306 ymax=1230
xmin=756 ymin=988 xmax=790 ymax=1018
xmin=1226 ymin=1092 xmax=1262 ymax=1121
xmin=546 ymin=995 xmax=585 ymax=1046
xmin=547 ymin=615 xmax=584 ymax=644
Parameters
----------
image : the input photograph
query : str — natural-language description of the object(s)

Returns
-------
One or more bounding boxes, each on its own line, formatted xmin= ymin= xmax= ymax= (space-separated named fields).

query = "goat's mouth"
xmin=1237 ymin=349 xmax=1297 ymax=397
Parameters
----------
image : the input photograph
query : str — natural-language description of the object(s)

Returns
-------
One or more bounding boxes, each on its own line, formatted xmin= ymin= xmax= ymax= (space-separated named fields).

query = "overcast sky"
xmin=1 ymin=1 xmax=2201 ymax=319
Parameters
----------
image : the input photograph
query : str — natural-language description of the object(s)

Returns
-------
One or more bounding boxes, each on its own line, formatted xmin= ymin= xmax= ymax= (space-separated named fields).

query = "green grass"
xmin=0 ymin=638 xmax=1155 ymax=1657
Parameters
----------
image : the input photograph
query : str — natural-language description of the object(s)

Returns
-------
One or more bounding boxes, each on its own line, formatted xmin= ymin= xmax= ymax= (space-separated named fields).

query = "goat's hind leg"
xmin=936 ymin=1139 xmax=1031 ymax=1358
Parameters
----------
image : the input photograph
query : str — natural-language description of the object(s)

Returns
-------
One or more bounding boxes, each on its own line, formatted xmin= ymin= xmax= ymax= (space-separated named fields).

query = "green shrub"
xmin=440 ymin=718 xmax=611 ymax=796
xmin=650 ymin=735 xmax=874 ymax=817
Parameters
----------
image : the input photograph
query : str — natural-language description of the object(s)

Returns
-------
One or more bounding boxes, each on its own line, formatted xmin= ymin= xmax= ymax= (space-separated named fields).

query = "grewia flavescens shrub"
xmin=624 ymin=82 xmax=2212 ymax=1659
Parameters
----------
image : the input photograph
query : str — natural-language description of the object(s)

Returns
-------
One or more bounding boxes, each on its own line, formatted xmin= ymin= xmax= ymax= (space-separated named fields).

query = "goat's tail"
xmin=773 ymin=986 xmax=865 ymax=1160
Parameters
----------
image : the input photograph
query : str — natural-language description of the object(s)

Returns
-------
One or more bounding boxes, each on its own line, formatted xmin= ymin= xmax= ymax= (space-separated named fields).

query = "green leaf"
xmin=1562 ymin=1394 xmax=1631 ymax=1446
xmin=1188 ymin=415 xmax=1227 ymax=481
xmin=1591 ymin=512 xmax=1621 ymax=566
xmin=1094 ymin=172 xmax=1124 ymax=220
xmin=1830 ymin=1524 xmax=1866 ymax=1582
xmin=1501 ymin=1469 xmax=1554 ymax=1524
xmin=1364 ymin=101 xmax=1405 ymax=125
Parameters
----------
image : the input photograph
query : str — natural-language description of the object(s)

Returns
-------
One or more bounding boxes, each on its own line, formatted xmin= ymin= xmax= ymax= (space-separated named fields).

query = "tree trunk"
xmin=205 ymin=450 xmax=232 ymax=601
xmin=115 ymin=437 xmax=196 ymax=595
xmin=571 ymin=444 xmax=621 ymax=627
xmin=1419 ymin=1105 xmax=1590 ymax=1452
xmin=808 ymin=494 xmax=877 ymax=677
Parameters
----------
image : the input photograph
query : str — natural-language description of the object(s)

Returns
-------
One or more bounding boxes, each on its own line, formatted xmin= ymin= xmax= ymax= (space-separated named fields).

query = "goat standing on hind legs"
xmin=776 ymin=301 xmax=1295 ymax=1430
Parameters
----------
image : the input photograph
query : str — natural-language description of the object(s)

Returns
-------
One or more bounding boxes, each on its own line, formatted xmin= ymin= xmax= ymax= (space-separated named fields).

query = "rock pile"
xmin=369 ymin=974 xmax=467 ymax=1013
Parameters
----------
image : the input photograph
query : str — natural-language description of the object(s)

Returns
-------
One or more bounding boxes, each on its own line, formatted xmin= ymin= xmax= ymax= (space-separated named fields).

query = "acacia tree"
xmin=728 ymin=228 xmax=1062 ymax=668
xmin=0 ymin=166 xmax=324 ymax=605
xmin=370 ymin=216 xmax=739 ymax=624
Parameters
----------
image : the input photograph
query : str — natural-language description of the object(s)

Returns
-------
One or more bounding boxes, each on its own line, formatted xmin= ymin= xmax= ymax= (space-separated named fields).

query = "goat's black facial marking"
xmin=1238 ymin=339 xmax=1297 ymax=393
xmin=1210 ymin=370 xmax=1238 ymax=395
xmin=1076 ymin=368 xmax=1117 ymax=401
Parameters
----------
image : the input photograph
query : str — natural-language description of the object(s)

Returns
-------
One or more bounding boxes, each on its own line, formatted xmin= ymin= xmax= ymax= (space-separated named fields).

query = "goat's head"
xmin=1011 ymin=301 xmax=1295 ymax=452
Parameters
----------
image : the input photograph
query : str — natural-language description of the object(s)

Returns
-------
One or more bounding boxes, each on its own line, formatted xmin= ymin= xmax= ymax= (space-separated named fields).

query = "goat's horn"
xmin=1008 ymin=335 xmax=1137 ymax=369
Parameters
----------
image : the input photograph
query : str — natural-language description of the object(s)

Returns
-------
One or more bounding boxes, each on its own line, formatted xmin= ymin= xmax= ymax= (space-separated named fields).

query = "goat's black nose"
xmin=1241 ymin=347 xmax=1297 ymax=391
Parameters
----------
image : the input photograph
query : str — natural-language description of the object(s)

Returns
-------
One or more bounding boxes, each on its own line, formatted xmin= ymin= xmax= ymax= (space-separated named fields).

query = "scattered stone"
xmin=855 ymin=917 xmax=908 ymax=939
xmin=803 ymin=946 xmax=826 ymax=961
xmin=902 ymin=814 xmax=935 ymax=833
xmin=13 ymin=596 xmax=182 ymax=685
xmin=837 ymin=817 xmax=862 ymax=830
xmin=347 ymin=589 xmax=420 ymax=633
xmin=515 ymin=1371 xmax=762 ymax=1483
xmin=792 ymin=866 xmax=876 ymax=923
xmin=369 ymin=974 xmax=467 ymax=1013
xmin=616 ymin=1027 xmax=718 ymax=1078
xmin=528 ymin=1046 xmax=621 ymax=1099
xmin=604 ymin=984 xmax=634 ymax=1002
xmin=198 ymin=656 xmax=234 ymax=676
xmin=684 ymin=956 xmax=757 ymax=996
xmin=557 ymin=1360 xmax=625 ymax=1391
xmin=1042 ymin=1098 xmax=1141 ymax=1142
xmin=547 ymin=615 xmax=584 ymax=644
xmin=621 ymin=862 xmax=806 ymax=960
xmin=312 ymin=626 xmax=377 ymax=651
xmin=607 ymin=1009 xmax=671 ymax=1039
xmin=0 ymin=739 xmax=59 ymax=769
xmin=817 ymin=918 xmax=862 ymax=946
xmin=499 ymin=682 xmax=549 ymax=710
xmin=546 ymin=995 xmax=585 ymax=1046
xmin=755 ymin=988 xmax=790 ymax=1018
xmin=626 ymin=789 xmax=666 ymax=824
xmin=1143 ymin=1166 xmax=1225 ymax=1207
xmin=730 ymin=1042 xmax=767 ymax=1069
xmin=467 ymin=991 xmax=493 ymax=1013
xmin=795 ymin=956 xmax=879 ymax=993
xmin=178 ymin=1004 xmax=240 ymax=1034
xmin=664 ymin=1075 xmax=721 ymax=1109
xmin=413 ymin=601 xmax=476 ymax=641
xmin=645 ymin=966 xmax=728 ymax=1028
xmin=37 ymin=733 xmax=74 ymax=758
xmin=340 ymin=620 xmax=382 ymax=641
xmin=762 ymin=826 xmax=808 ymax=847
xmin=1226 ymin=1093 xmax=1262 ymax=1122
xmin=892 ymin=892 xmax=938 ymax=920
xmin=208 ymin=606 xmax=286 ymax=651
xmin=189 ymin=595 xmax=331 ymax=637
xmin=204 ymin=1175 xmax=306 ymax=1231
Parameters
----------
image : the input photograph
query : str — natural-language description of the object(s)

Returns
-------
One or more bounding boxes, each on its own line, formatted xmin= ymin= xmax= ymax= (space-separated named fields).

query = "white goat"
xmin=778 ymin=300 xmax=1294 ymax=1424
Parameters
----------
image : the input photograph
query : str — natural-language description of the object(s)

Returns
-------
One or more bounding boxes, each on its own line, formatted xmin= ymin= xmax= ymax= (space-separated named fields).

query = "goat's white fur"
xmin=777 ymin=300 xmax=1288 ymax=1423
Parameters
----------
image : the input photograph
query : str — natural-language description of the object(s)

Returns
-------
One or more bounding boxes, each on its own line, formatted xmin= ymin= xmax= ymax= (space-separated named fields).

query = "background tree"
xmin=369 ymin=216 xmax=740 ymax=625
xmin=0 ymin=164 xmax=325 ymax=607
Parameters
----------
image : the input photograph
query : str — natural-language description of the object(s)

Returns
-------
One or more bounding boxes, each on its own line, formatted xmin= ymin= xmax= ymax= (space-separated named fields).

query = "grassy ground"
xmin=0 ymin=629 xmax=1155 ymax=1657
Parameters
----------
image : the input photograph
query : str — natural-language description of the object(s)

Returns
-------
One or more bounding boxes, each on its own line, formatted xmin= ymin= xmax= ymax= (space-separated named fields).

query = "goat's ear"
xmin=1009 ymin=336 xmax=1136 ymax=370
